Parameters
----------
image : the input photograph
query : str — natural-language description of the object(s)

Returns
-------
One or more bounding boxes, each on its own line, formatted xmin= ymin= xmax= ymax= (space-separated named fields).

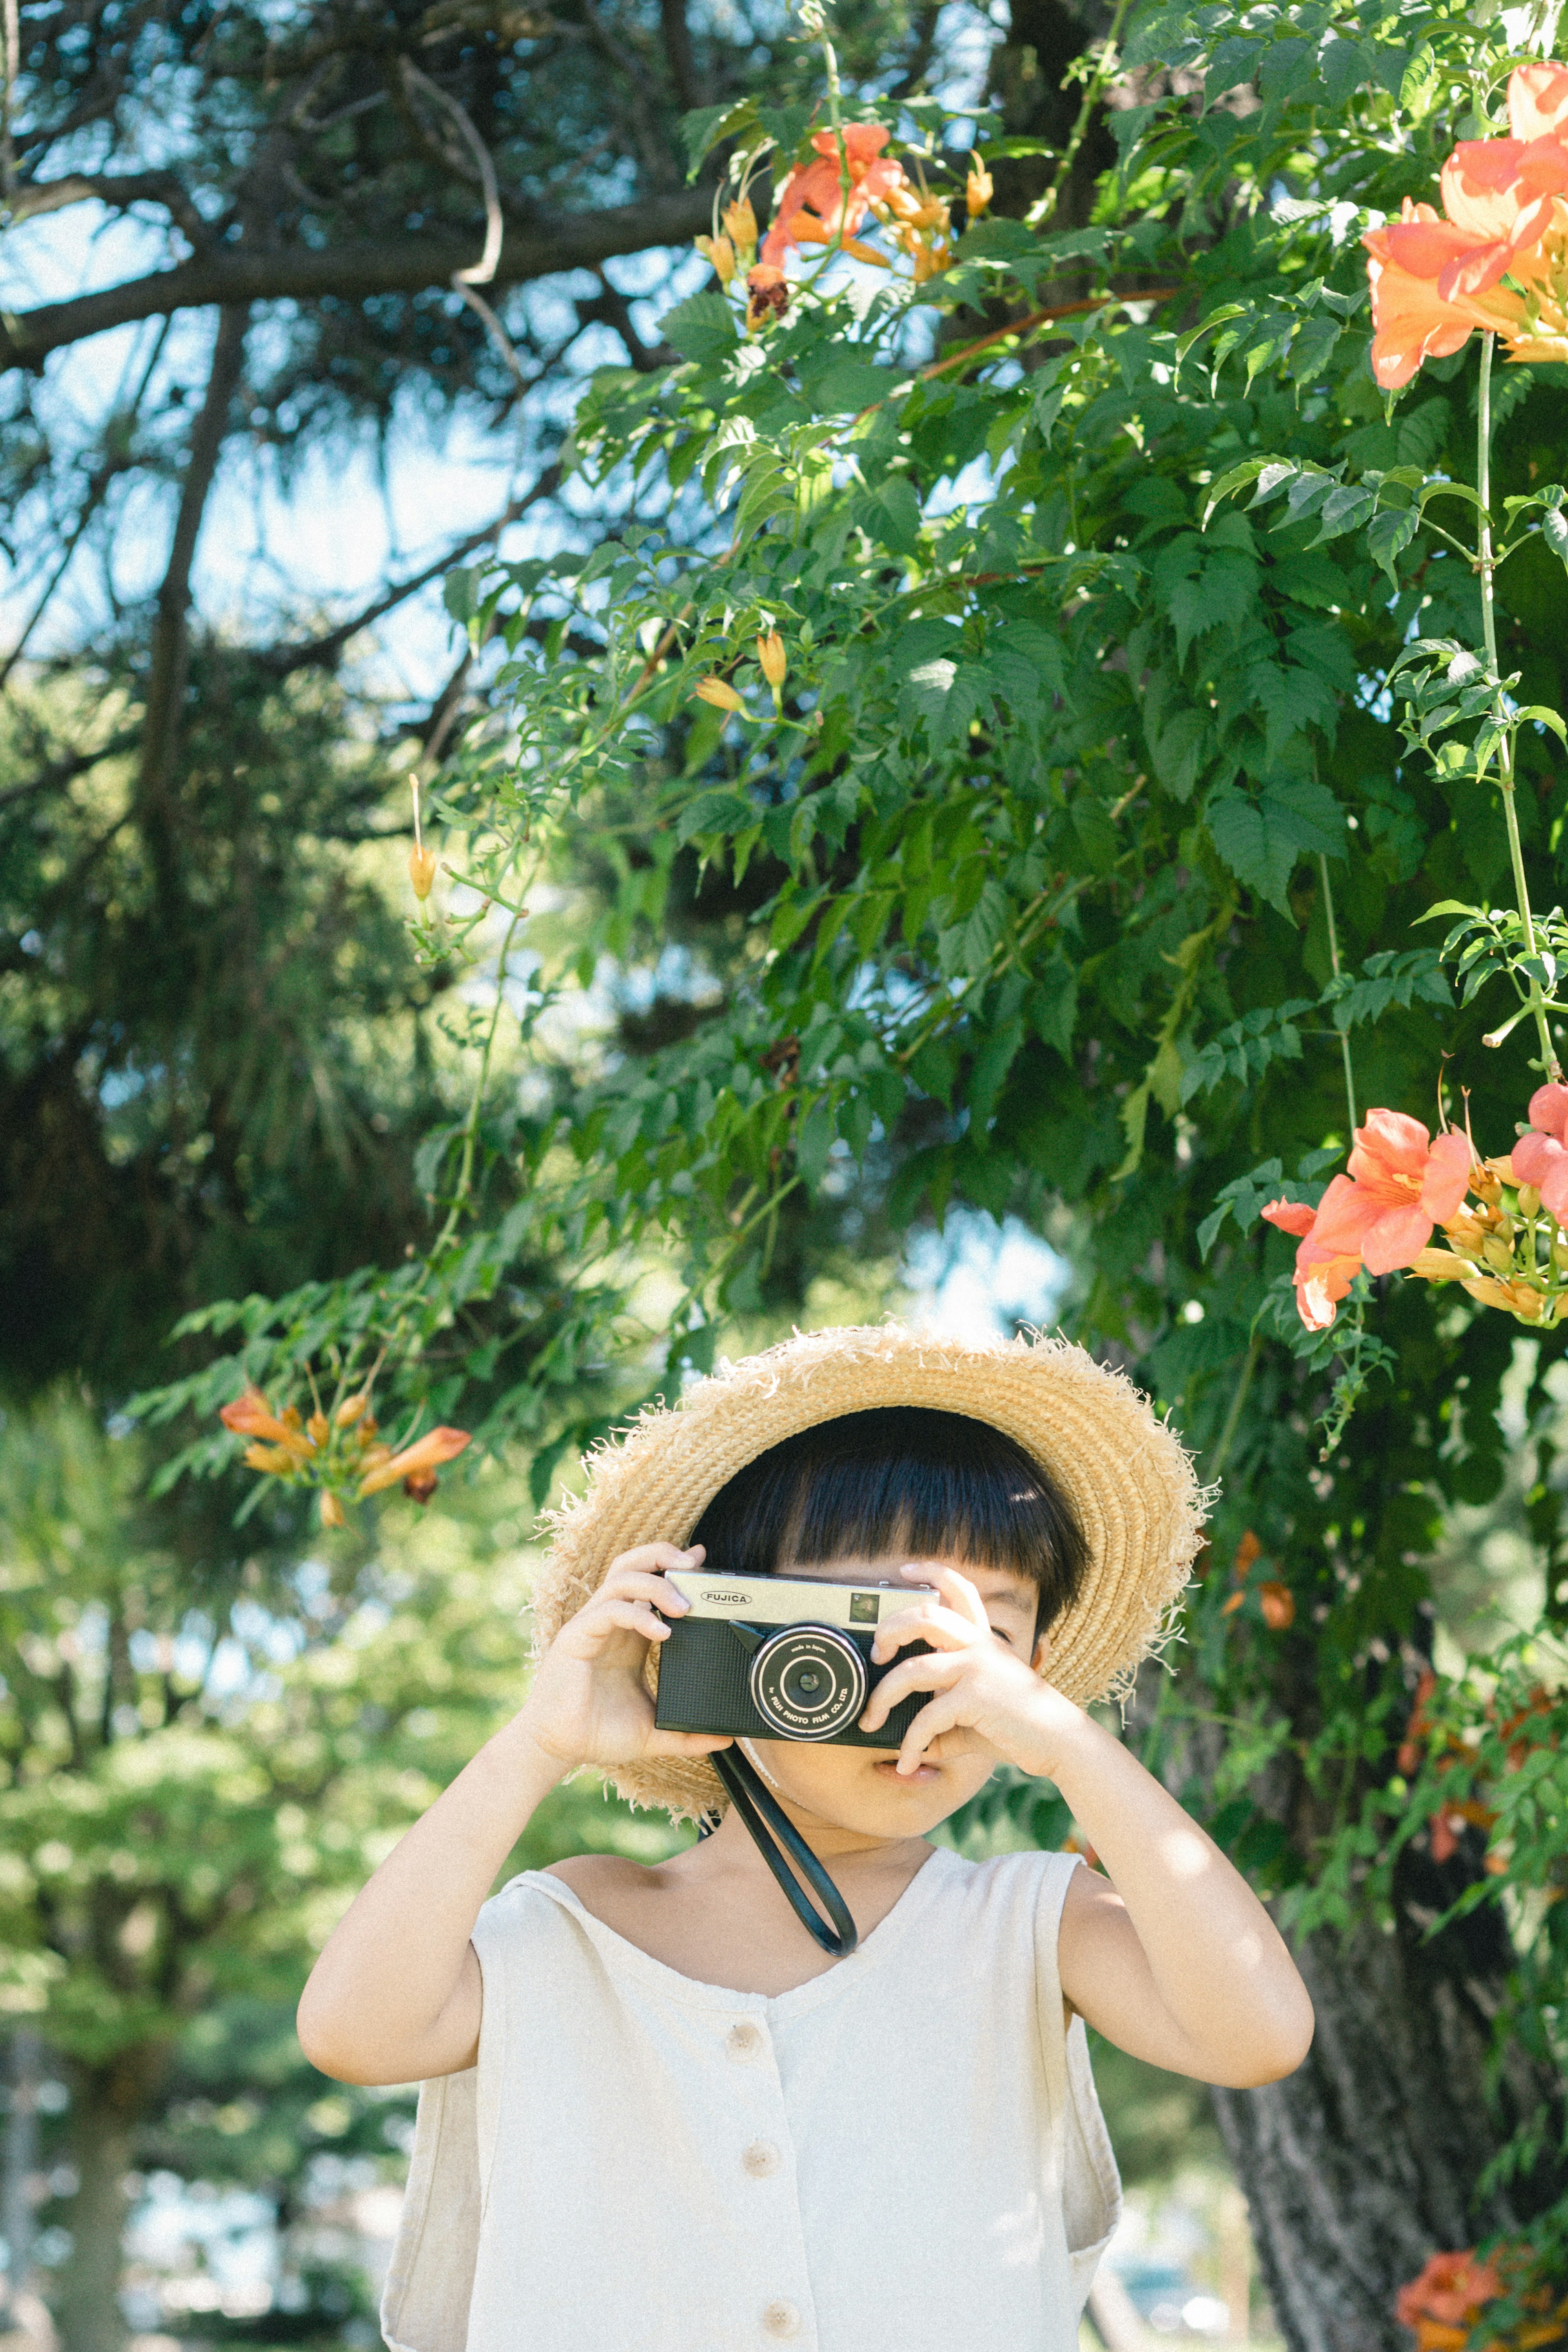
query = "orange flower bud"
xmin=358 ymin=1425 xmax=472 ymax=1499
xmin=410 ymin=845 xmax=439 ymax=901
xmin=307 ymin=1410 xmax=329 ymax=1448
xmin=321 ymin=1490 xmax=347 ymax=1529
xmin=696 ymin=233 xmax=736 ymax=285
xmin=693 ymin=675 xmax=746 ymax=714
xmin=757 ymin=631 xmax=786 ymax=689
xmin=244 ymin=1442 xmax=297 ymax=1476
xmin=1408 ymin=1249 xmax=1472 ymax=1280
xmin=336 ymin=1389 xmax=371 ymax=1427
xmin=1258 ymin=1581 xmax=1295 ymax=1630
xmin=722 ymin=196 xmax=758 ymax=254
xmin=965 ymin=155 xmax=993 ymax=218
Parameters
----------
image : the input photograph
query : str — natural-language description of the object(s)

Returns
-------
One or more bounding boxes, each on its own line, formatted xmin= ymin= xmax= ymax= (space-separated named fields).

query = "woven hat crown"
xmin=531 ymin=1323 xmax=1208 ymax=1820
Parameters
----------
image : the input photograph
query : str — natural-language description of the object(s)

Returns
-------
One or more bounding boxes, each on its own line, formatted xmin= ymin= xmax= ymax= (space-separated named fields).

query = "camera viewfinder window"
xmin=849 ymin=1594 xmax=880 ymax=1625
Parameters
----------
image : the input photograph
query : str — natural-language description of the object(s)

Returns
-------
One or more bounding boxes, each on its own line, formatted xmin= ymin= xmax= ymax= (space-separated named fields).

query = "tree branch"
xmin=136 ymin=305 xmax=250 ymax=874
xmin=261 ymin=465 xmax=562 ymax=676
xmin=0 ymin=731 xmax=143 ymax=811
xmin=659 ymin=0 xmax=698 ymax=113
xmin=9 ymin=169 xmax=212 ymax=247
xmin=2 ymin=192 xmax=713 ymax=369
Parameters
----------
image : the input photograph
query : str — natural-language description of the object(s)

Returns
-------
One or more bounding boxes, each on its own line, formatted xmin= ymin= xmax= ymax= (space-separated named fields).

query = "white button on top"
xmin=726 ymin=2021 xmax=763 ymax=2060
xmin=762 ymin=2300 xmax=800 ymax=2339
xmin=742 ymin=2138 xmax=781 ymax=2178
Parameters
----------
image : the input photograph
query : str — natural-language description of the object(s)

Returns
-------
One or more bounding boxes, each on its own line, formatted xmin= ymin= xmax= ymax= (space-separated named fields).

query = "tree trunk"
xmin=136 ymin=300 xmax=249 ymax=898
xmin=1212 ymin=1885 xmax=1566 ymax=2352
xmin=52 ymin=2055 xmax=158 ymax=2352
xmin=2 ymin=2030 xmax=44 ymax=2327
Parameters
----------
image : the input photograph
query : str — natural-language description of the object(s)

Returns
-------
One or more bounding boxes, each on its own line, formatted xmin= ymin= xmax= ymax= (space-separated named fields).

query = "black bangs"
xmin=686 ymin=1406 xmax=1088 ymax=1640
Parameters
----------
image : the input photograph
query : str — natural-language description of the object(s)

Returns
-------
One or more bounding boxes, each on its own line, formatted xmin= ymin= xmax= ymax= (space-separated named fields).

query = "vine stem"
xmin=1319 ymin=851 xmax=1358 ymax=1132
xmin=1477 ymin=330 xmax=1561 ymax=1082
xmin=432 ymin=909 xmax=523 ymax=1253
xmin=1209 ymin=1330 xmax=1260 ymax=1478
xmin=1027 ymin=0 xmax=1136 ymax=232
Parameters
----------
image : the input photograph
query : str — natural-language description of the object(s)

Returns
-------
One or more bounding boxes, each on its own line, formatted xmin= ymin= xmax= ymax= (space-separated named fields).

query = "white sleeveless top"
xmin=381 ymin=1846 xmax=1120 ymax=2352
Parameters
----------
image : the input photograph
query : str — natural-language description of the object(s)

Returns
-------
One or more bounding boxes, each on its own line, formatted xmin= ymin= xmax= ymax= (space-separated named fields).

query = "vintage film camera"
xmin=653 ymin=1569 xmax=936 ymax=1748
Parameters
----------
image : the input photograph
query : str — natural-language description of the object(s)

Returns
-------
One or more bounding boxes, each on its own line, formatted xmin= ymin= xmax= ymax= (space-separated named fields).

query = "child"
xmin=298 ymin=1326 xmax=1313 ymax=2352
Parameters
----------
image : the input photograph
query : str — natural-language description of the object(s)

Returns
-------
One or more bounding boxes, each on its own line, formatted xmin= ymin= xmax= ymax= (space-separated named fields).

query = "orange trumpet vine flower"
xmin=220 ymin=1387 xmax=315 ymax=1461
xmin=1507 ymin=1081 xmax=1568 ymax=1218
xmin=358 ymin=1425 xmax=472 ymax=1499
xmin=1363 ymin=62 xmax=1568 ymax=385
xmin=760 ymin=124 xmax=907 ymax=267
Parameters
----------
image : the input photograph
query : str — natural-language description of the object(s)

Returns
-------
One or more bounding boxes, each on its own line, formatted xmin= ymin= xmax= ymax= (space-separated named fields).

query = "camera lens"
xmin=749 ymin=1626 xmax=867 ymax=1740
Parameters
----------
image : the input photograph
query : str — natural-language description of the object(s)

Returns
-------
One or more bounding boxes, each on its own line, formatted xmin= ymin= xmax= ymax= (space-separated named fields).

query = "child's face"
xmin=744 ymin=1553 xmax=1043 ymax=1841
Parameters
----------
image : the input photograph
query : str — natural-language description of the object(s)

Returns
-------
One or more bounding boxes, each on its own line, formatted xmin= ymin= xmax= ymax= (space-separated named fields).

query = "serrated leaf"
xmin=679 ymin=97 xmax=757 ymax=178
xmin=1368 ymin=504 xmax=1419 ymax=583
xmin=658 ymin=290 xmax=739 ymax=365
xmin=1206 ymin=776 xmax=1344 ymax=911
xmin=1176 ymin=303 xmax=1248 ymax=366
xmin=1202 ymin=458 xmax=1270 ymax=525
xmin=1519 ymin=704 xmax=1568 ymax=745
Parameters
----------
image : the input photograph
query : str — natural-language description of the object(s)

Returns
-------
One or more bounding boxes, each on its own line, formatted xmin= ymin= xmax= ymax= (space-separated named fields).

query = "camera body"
xmin=653 ymin=1569 xmax=936 ymax=1747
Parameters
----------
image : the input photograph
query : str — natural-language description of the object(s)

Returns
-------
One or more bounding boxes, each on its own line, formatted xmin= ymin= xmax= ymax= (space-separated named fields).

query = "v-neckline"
xmin=523 ymin=1843 xmax=960 ymax=2018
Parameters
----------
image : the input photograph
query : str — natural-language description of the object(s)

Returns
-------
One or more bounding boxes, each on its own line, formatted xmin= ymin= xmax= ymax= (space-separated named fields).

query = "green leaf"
xmin=1176 ymin=303 xmax=1248 ymax=368
xmin=678 ymin=97 xmax=757 ymax=178
xmin=1202 ymin=458 xmax=1270 ymax=526
xmin=658 ymin=292 xmax=739 ymax=365
xmin=1368 ymin=505 xmax=1419 ymax=584
xmin=1025 ymin=959 xmax=1078 ymax=1057
xmin=796 ymin=1100 xmax=835 ymax=1195
xmin=1206 ymin=777 xmax=1344 ymax=911
xmin=877 ymin=475 xmax=924 ymax=556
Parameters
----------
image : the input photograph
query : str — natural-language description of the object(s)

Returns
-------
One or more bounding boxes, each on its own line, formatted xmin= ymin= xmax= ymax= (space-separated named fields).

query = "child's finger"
xmin=899 ymin=1559 xmax=989 ymax=1628
xmin=859 ymin=1647 xmax=966 ymax=1731
xmin=647 ymin=1730 xmax=733 ymax=1758
xmin=603 ymin=1541 xmax=705 ymax=1580
xmin=895 ymin=1692 xmax=967 ymax=1774
xmin=584 ymin=1599 xmax=673 ymax=1645
xmin=870 ymin=1603 xmax=980 ymax=1662
xmin=595 ymin=1567 xmax=693 ymax=1613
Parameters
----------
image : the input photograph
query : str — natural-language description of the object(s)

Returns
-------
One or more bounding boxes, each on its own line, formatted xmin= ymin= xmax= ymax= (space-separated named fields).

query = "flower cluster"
xmin=693 ymin=629 xmax=790 ymax=722
xmin=1263 ymin=1100 xmax=1568 ymax=1332
xmin=1396 ymin=1669 xmax=1557 ymax=1867
xmin=219 ymin=1385 xmax=471 ymax=1525
xmin=697 ymin=120 xmax=992 ymax=325
xmin=1219 ymin=1529 xmax=1296 ymax=1629
xmin=1396 ymin=2247 xmax=1568 ymax=2350
xmin=1363 ymin=62 xmax=1568 ymax=386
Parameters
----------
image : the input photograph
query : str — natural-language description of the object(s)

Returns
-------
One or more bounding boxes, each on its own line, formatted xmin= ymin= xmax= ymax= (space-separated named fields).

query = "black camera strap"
xmin=710 ymin=1746 xmax=859 ymax=1958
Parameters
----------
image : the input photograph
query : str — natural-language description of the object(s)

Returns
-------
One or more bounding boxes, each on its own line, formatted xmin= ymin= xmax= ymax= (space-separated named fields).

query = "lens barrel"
xmin=747 ymin=1624 xmax=868 ymax=1740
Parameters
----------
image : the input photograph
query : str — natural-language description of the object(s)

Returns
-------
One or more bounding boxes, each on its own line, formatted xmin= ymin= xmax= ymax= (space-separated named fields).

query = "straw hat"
xmin=531 ymin=1323 xmax=1209 ymax=1820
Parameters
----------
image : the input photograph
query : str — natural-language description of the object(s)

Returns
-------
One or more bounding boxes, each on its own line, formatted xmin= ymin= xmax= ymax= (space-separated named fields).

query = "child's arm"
xmin=295 ymin=1543 xmax=725 ymax=2086
xmin=859 ymin=1563 xmax=1315 ymax=2089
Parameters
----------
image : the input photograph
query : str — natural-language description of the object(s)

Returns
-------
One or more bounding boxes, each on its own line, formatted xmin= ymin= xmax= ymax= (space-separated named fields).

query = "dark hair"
xmin=686 ymin=1406 xmax=1088 ymax=1643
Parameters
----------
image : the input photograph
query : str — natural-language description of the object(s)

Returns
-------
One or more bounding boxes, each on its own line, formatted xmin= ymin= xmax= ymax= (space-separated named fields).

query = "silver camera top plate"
xmin=663 ymin=1568 xmax=935 ymax=1630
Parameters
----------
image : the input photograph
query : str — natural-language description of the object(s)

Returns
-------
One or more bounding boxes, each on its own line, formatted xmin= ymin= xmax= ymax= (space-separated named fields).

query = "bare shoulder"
xmin=544 ymin=1852 xmax=655 ymax=1893
xmin=543 ymin=1851 xmax=685 ymax=1908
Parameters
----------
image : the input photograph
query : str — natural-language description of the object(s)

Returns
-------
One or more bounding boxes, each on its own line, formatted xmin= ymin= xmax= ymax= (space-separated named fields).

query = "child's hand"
xmin=857 ymin=1562 xmax=1084 ymax=1780
xmin=516 ymin=1544 xmax=733 ymax=1774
